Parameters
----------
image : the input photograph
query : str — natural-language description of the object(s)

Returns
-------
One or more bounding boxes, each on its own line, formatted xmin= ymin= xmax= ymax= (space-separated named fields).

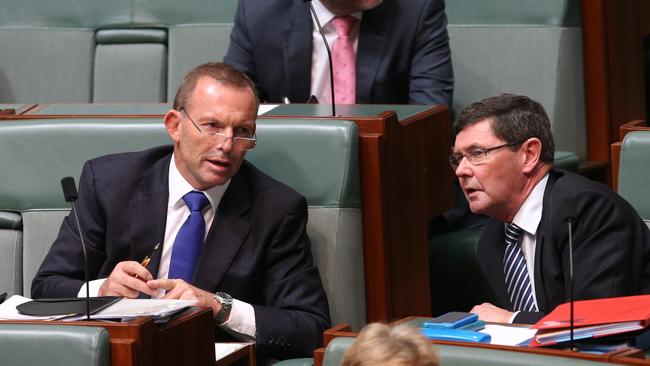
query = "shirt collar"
xmin=312 ymin=0 xmax=362 ymax=28
xmin=511 ymin=173 xmax=550 ymax=236
xmin=168 ymin=154 xmax=231 ymax=213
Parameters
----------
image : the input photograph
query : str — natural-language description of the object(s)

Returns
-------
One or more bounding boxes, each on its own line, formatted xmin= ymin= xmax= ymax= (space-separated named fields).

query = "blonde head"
xmin=341 ymin=323 xmax=438 ymax=366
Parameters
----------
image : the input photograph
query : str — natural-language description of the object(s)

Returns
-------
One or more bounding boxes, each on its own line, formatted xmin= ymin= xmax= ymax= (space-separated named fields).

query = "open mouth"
xmin=206 ymin=158 xmax=231 ymax=170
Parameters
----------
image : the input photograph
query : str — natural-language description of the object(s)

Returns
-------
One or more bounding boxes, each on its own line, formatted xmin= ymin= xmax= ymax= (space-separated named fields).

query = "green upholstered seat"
xmin=0 ymin=324 xmax=110 ymax=366
xmin=0 ymin=117 xmax=366 ymax=330
xmin=618 ymin=131 xmax=650 ymax=220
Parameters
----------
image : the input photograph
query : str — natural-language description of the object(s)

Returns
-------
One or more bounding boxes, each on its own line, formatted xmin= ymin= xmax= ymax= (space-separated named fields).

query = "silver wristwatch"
xmin=213 ymin=292 xmax=233 ymax=325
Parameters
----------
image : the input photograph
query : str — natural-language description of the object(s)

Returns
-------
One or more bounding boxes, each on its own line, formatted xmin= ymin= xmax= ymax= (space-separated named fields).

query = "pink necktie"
xmin=331 ymin=16 xmax=358 ymax=105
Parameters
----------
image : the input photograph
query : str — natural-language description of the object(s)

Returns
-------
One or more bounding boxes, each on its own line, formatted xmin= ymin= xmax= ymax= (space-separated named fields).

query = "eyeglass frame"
xmin=179 ymin=107 xmax=257 ymax=151
xmin=449 ymin=141 xmax=523 ymax=171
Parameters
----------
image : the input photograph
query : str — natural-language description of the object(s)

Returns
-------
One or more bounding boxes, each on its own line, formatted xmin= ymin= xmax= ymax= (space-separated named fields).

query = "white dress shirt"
xmin=79 ymin=154 xmax=256 ymax=339
xmin=507 ymin=173 xmax=549 ymax=322
xmin=310 ymin=0 xmax=362 ymax=104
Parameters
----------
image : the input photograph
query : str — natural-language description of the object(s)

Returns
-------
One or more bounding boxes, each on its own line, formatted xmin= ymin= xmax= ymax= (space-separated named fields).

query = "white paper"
xmin=214 ymin=342 xmax=249 ymax=361
xmin=258 ymin=104 xmax=279 ymax=115
xmin=481 ymin=324 xmax=537 ymax=346
xmin=64 ymin=298 xmax=196 ymax=321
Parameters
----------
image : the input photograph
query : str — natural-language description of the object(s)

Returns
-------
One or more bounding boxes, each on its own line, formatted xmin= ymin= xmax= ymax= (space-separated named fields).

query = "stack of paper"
xmin=531 ymin=295 xmax=650 ymax=347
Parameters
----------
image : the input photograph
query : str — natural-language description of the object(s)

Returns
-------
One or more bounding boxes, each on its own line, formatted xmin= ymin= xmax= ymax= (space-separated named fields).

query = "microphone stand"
xmin=61 ymin=177 xmax=91 ymax=321
xmin=304 ymin=0 xmax=336 ymax=117
xmin=567 ymin=217 xmax=575 ymax=350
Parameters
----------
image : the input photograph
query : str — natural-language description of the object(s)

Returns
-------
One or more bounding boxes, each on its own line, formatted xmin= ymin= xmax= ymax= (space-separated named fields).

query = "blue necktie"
xmin=169 ymin=191 xmax=210 ymax=282
xmin=503 ymin=223 xmax=538 ymax=312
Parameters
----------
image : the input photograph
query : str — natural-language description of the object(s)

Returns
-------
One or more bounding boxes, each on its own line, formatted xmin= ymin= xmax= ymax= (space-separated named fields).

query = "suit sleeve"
xmin=224 ymin=0 xmax=259 ymax=85
xmin=252 ymin=195 xmax=331 ymax=359
xmin=408 ymin=0 xmax=454 ymax=106
xmin=31 ymin=160 xmax=109 ymax=298
xmin=562 ymin=190 xmax=650 ymax=300
xmin=515 ymin=187 xmax=650 ymax=324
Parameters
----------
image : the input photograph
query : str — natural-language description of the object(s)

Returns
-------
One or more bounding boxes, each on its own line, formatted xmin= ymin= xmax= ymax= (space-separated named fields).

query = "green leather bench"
xmin=0 ymin=0 xmax=238 ymax=103
xmin=0 ymin=117 xmax=366 ymax=330
xmin=618 ymin=131 xmax=650 ymax=224
xmin=0 ymin=324 xmax=110 ymax=366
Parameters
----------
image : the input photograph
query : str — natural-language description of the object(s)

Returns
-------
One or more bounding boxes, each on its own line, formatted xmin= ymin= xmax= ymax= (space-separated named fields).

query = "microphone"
xmin=304 ymin=0 xmax=336 ymax=116
xmin=61 ymin=177 xmax=91 ymax=321
xmin=562 ymin=198 xmax=577 ymax=351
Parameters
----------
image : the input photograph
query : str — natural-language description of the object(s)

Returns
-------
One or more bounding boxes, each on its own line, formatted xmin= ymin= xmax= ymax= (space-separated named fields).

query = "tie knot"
xmin=183 ymin=191 xmax=210 ymax=212
xmin=331 ymin=16 xmax=357 ymax=37
xmin=505 ymin=223 xmax=523 ymax=242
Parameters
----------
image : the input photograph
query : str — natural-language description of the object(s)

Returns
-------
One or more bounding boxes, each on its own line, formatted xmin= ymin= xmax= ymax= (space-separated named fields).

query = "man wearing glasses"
xmin=451 ymin=94 xmax=650 ymax=324
xmin=32 ymin=62 xmax=330 ymax=360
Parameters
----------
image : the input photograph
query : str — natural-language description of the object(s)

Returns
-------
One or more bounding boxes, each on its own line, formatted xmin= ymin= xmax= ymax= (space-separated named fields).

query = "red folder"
xmin=530 ymin=295 xmax=650 ymax=346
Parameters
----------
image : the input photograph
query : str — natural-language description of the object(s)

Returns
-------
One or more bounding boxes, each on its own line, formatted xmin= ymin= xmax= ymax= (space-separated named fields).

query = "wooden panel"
xmin=581 ymin=0 xmax=648 ymax=168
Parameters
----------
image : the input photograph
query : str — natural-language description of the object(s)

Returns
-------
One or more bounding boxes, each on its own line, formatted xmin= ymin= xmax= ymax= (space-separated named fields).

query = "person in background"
xmin=224 ymin=0 xmax=453 ymax=106
xmin=342 ymin=323 xmax=439 ymax=366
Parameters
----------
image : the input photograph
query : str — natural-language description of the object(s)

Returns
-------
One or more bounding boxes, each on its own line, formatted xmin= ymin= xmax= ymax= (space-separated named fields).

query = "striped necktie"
xmin=503 ymin=223 xmax=538 ymax=312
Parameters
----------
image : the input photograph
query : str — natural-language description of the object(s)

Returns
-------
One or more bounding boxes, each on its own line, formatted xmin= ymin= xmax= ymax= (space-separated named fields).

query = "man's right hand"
xmin=98 ymin=261 xmax=157 ymax=298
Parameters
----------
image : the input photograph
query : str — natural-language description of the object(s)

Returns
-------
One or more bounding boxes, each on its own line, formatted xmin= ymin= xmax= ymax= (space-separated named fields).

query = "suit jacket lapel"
xmin=481 ymin=220 xmax=512 ymax=309
xmin=193 ymin=167 xmax=252 ymax=291
xmin=284 ymin=1 xmax=313 ymax=102
xmin=533 ymin=170 xmax=560 ymax=312
xmin=356 ymin=2 xmax=388 ymax=103
xmin=129 ymin=151 xmax=171 ymax=278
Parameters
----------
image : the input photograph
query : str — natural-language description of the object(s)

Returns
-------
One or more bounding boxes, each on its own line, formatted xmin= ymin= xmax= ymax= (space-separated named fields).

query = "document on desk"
xmin=258 ymin=104 xmax=279 ymax=115
xmin=481 ymin=324 xmax=537 ymax=346
xmin=64 ymin=298 xmax=195 ymax=321
xmin=214 ymin=342 xmax=250 ymax=361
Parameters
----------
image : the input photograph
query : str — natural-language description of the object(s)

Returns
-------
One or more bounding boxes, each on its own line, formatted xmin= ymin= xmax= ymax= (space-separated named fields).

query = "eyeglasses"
xmin=449 ymin=142 xmax=521 ymax=171
xmin=180 ymin=108 xmax=257 ymax=151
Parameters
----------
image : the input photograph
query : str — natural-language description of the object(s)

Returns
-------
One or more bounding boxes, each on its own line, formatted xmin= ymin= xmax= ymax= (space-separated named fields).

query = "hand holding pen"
xmin=98 ymin=243 xmax=161 ymax=297
xmin=135 ymin=242 xmax=160 ymax=279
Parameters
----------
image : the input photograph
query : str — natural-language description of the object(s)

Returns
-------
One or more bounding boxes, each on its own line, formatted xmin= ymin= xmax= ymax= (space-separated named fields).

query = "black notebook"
xmin=17 ymin=297 xmax=121 ymax=317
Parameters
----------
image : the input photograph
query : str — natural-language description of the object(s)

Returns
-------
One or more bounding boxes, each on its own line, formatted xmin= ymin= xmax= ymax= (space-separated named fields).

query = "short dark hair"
xmin=454 ymin=94 xmax=555 ymax=163
xmin=173 ymin=62 xmax=259 ymax=111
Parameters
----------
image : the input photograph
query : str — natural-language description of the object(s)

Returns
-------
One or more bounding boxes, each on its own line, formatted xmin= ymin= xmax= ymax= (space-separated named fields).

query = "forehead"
xmin=454 ymin=118 xmax=503 ymax=151
xmin=188 ymin=78 xmax=257 ymax=120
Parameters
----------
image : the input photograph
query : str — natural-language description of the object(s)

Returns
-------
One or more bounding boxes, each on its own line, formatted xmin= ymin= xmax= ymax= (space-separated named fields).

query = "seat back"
xmin=447 ymin=0 xmax=586 ymax=160
xmin=0 ymin=117 xmax=366 ymax=329
xmin=0 ymin=324 xmax=110 ymax=366
xmin=618 ymin=131 xmax=650 ymax=221
xmin=0 ymin=0 xmax=239 ymax=103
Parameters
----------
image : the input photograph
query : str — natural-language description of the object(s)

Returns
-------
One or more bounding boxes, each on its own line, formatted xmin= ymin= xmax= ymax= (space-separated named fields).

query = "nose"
xmin=454 ymin=156 xmax=472 ymax=178
xmin=216 ymin=135 xmax=234 ymax=152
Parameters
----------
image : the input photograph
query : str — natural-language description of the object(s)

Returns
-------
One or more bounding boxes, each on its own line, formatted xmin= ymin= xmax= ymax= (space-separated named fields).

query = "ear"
xmin=163 ymin=109 xmax=182 ymax=143
xmin=521 ymin=137 xmax=543 ymax=174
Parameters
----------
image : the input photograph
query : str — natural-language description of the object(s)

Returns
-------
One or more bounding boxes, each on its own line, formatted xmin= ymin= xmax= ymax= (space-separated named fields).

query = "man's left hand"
xmin=147 ymin=279 xmax=222 ymax=317
xmin=470 ymin=302 xmax=514 ymax=323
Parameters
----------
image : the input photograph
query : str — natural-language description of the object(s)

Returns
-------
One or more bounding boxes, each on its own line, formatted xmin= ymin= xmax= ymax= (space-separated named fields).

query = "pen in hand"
xmin=135 ymin=242 xmax=160 ymax=279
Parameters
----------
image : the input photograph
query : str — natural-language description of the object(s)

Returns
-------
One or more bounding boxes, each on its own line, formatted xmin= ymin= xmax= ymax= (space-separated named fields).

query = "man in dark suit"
xmin=32 ymin=62 xmax=330 ymax=360
xmin=450 ymin=94 xmax=650 ymax=324
xmin=224 ymin=0 xmax=453 ymax=106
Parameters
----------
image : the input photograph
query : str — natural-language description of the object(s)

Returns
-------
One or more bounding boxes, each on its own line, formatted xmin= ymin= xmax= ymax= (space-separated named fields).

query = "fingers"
xmin=99 ymin=261 xmax=156 ymax=297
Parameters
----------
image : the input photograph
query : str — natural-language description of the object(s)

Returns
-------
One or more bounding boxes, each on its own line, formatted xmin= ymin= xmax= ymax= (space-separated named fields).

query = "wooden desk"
xmin=0 ymin=307 xmax=215 ymax=366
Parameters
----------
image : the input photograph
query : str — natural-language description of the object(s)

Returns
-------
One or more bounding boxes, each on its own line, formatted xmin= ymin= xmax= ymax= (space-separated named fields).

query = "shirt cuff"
xmin=220 ymin=298 xmax=256 ymax=341
xmin=77 ymin=278 xmax=105 ymax=298
xmin=508 ymin=311 xmax=521 ymax=323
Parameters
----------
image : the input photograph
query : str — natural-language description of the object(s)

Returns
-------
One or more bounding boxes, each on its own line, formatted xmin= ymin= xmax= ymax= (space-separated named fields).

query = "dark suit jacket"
xmin=477 ymin=169 xmax=650 ymax=324
xmin=32 ymin=146 xmax=331 ymax=360
xmin=224 ymin=0 xmax=453 ymax=105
